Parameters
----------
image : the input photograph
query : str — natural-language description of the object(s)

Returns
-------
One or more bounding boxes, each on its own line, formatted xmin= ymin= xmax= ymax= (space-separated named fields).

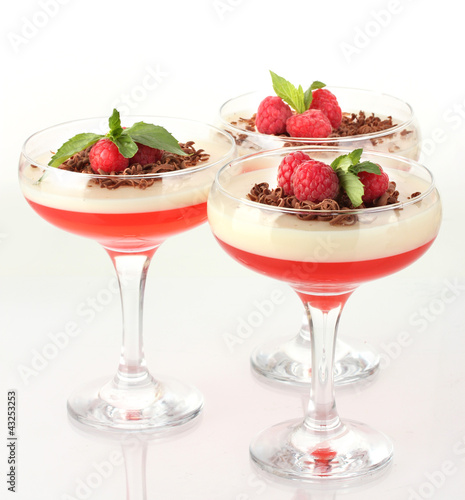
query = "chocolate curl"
xmin=246 ymin=184 xmax=358 ymax=226
xmin=329 ymin=112 xmax=396 ymax=138
xmin=372 ymin=181 xmax=399 ymax=207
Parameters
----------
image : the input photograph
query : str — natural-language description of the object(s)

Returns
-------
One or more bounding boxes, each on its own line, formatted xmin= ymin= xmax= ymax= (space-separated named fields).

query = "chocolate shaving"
xmin=58 ymin=141 xmax=210 ymax=190
xmin=246 ymin=181 xmax=406 ymax=226
xmin=372 ymin=181 xmax=399 ymax=207
xmin=330 ymin=111 xmax=395 ymax=138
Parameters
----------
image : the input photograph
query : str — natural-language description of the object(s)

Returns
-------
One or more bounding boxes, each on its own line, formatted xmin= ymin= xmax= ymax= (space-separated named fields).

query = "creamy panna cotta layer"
xmin=21 ymin=138 xmax=232 ymax=214
xmin=208 ymin=161 xmax=441 ymax=263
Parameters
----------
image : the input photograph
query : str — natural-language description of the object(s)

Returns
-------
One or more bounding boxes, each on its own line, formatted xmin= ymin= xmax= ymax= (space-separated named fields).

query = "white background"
xmin=1 ymin=0 xmax=465 ymax=498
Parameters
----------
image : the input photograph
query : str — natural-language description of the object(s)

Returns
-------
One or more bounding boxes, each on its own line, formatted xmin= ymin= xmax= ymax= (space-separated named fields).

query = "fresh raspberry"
xmin=310 ymin=89 xmax=342 ymax=129
xmin=89 ymin=138 xmax=129 ymax=173
xmin=358 ymin=166 xmax=390 ymax=204
xmin=255 ymin=96 xmax=293 ymax=135
xmin=277 ymin=151 xmax=311 ymax=195
xmin=292 ymin=160 xmax=339 ymax=203
xmin=286 ymin=109 xmax=332 ymax=138
xmin=130 ymin=143 xmax=163 ymax=165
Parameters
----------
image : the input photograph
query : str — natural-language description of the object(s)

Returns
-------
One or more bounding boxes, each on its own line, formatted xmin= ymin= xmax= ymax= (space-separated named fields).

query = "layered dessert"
xmin=220 ymin=72 xmax=420 ymax=159
xmin=20 ymin=112 xmax=235 ymax=251
xmin=208 ymin=149 xmax=441 ymax=295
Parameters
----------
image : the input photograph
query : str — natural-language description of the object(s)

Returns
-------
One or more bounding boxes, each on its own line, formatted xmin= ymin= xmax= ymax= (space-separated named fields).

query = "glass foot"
xmin=250 ymin=418 xmax=393 ymax=482
xmin=251 ymin=332 xmax=379 ymax=387
xmin=67 ymin=375 xmax=203 ymax=432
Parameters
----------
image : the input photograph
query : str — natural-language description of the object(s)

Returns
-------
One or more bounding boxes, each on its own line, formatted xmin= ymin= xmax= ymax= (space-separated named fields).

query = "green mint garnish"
xmin=330 ymin=148 xmax=381 ymax=207
xmin=48 ymin=108 xmax=187 ymax=168
xmin=270 ymin=71 xmax=325 ymax=114
xmin=48 ymin=133 xmax=104 ymax=167
xmin=123 ymin=122 xmax=187 ymax=156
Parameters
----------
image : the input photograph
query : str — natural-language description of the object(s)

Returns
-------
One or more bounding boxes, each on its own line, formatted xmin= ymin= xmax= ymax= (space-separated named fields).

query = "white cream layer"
xmin=208 ymin=167 xmax=441 ymax=263
xmin=21 ymin=139 xmax=231 ymax=214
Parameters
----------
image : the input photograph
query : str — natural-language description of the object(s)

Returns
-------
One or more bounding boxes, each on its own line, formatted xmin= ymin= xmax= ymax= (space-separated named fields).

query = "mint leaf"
xmin=270 ymin=72 xmax=327 ymax=113
xmin=270 ymin=71 xmax=306 ymax=114
xmin=348 ymin=148 xmax=363 ymax=165
xmin=330 ymin=154 xmax=353 ymax=172
xmin=112 ymin=134 xmax=138 ymax=158
xmin=337 ymin=170 xmax=365 ymax=207
xmin=108 ymin=109 xmax=123 ymax=139
xmin=303 ymin=81 xmax=326 ymax=109
xmin=48 ymin=132 xmax=103 ymax=167
xmin=124 ymin=122 xmax=187 ymax=156
xmin=303 ymin=87 xmax=312 ymax=110
xmin=330 ymin=149 xmax=381 ymax=207
xmin=351 ymin=161 xmax=381 ymax=175
xmin=331 ymin=149 xmax=362 ymax=172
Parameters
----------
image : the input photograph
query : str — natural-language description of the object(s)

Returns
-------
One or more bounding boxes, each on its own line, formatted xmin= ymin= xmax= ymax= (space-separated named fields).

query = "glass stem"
xmin=300 ymin=292 xmax=353 ymax=435
xmin=107 ymin=248 xmax=157 ymax=387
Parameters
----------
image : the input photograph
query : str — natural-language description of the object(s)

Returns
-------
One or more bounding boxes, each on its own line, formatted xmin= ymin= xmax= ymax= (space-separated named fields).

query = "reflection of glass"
xmin=19 ymin=117 xmax=235 ymax=432
xmin=122 ymin=437 xmax=148 ymax=500
xmin=292 ymin=490 xmax=335 ymax=500
xmin=208 ymin=147 xmax=441 ymax=480
xmin=68 ymin=413 xmax=202 ymax=500
xmin=219 ymin=88 xmax=422 ymax=387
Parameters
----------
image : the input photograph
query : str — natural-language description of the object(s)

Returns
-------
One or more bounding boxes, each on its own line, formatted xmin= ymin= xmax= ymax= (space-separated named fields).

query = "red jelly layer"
xmin=216 ymin=237 xmax=435 ymax=290
xmin=27 ymin=199 xmax=207 ymax=251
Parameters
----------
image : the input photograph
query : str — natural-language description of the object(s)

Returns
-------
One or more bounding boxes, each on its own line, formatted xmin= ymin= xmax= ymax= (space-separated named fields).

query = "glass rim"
xmin=21 ymin=115 xmax=236 ymax=180
xmin=219 ymin=87 xmax=416 ymax=143
xmin=213 ymin=146 xmax=436 ymax=216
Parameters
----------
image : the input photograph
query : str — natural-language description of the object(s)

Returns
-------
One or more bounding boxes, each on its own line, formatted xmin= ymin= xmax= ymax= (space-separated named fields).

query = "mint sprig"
xmin=48 ymin=109 xmax=187 ymax=168
xmin=124 ymin=122 xmax=187 ymax=156
xmin=49 ymin=133 xmax=104 ymax=167
xmin=270 ymin=71 xmax=325 ymax=114
xmin=330 ymin=149 xmax=381 ymax=207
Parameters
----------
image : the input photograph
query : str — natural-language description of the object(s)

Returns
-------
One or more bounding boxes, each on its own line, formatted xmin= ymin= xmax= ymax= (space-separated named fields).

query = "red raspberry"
xmin=89 ymin=138 xmax=129 ymax=173
xmin=277 ymin=151 xmax=311 ymax=195
xmin=310 ymin=89 xmax=342 ymax=129
xmin=255 ymin=96 xmax=292 ymax=135
xmin=358 ymin=166 xmax=390 ymax=204
xmin=286 ymin=109 xmax=332 ymax=138
xmin=292 ymin=160 xmax=339 ymax=203
xmin=130 ymin=143 xmax=163 ymax=165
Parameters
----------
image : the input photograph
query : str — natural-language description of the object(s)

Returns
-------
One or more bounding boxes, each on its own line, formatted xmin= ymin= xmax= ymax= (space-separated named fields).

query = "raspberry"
xmin=292 ymin=160 xmax=339 ymax=203
xmin=358 ymin=166 xmax=390 ymax=204
xmin=255 ymin=96 xmax=292 ymax=135
xmin=277 ymin=151 xmax=311 ymax=195
xmin=130 ymin=143 xmax=163 ymax=165
xmin=310 ymin=89 xmax=342 ymax=129
xmin=89 ymin=138 xmax=129 ymax=173
xmin=286 ymin=109 xmax=332 ymax=138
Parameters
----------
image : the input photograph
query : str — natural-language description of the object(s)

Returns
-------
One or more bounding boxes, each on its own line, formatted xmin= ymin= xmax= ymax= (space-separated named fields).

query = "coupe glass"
xmin=219 ymin=88 xmax=421 ymax=387
xmin=208 ymin=147 xmax=441 ymax=480
xmin=19 ymin=116 xmax=235 ymax=432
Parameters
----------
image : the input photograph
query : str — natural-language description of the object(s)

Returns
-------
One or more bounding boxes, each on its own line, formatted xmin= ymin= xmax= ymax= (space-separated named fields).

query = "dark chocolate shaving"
xmin=330 ymin=112 xmax=395 ymax=138
xmin=246 ymin=181 xmax=404 ymax=226
xmin=57 ymin=141 xmax=210 ymax=190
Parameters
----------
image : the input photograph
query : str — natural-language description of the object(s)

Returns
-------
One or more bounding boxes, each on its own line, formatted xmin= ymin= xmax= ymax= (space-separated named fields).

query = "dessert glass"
xmin=19 ymin=116 xmax=236 ymax=432
xmin=220 ymin=88 xmax=421 ymax=387
xmin=208 ymin=147 xmax=441 ymax=480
